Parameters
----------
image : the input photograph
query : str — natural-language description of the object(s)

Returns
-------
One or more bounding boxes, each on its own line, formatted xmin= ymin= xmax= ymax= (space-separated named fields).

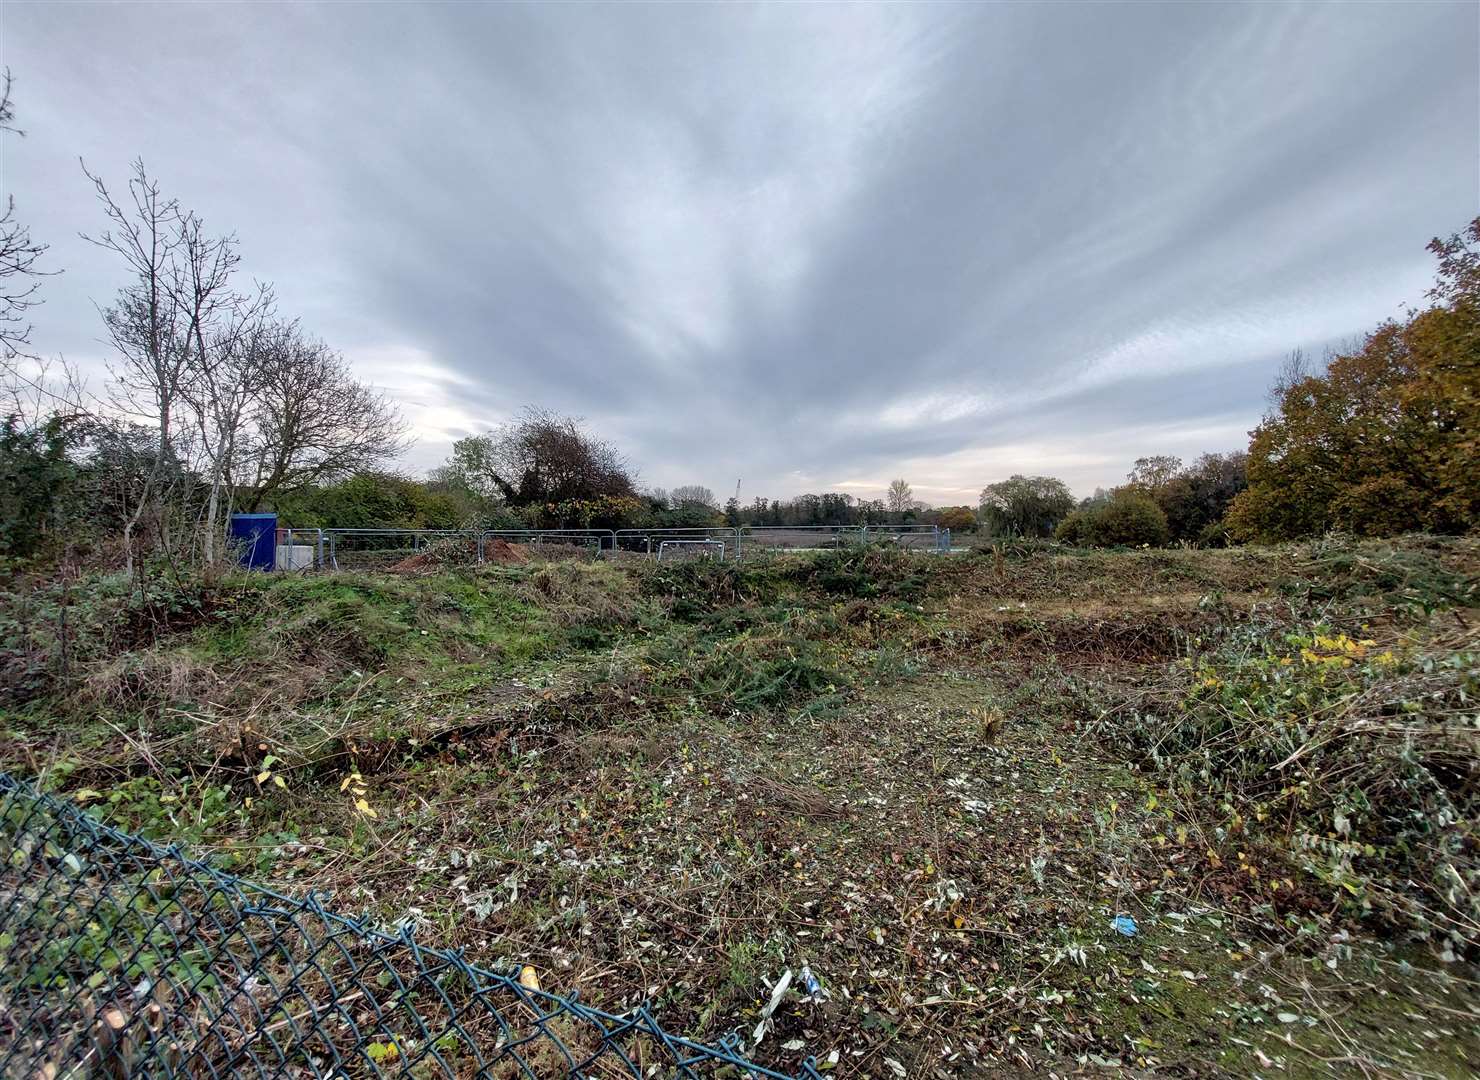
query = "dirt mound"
xmin=387 ymin=551 xmax=437 ymax=572
xmin=482 ymin=539 xmax=530 ymax=565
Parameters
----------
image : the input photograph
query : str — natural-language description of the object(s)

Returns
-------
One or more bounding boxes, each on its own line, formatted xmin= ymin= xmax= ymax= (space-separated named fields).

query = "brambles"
xmin=639 ymin=558 xmax=778 ymax=619
xmin=1275 ymin=536 xmax=1476 ymax=615
xmin=520 ymin=560 xmax=641 ymax=628
xmin=786 ymin=543 xmax=929 ymax=600
xmin=1110 ymin=620 xmax=1479 ymax=950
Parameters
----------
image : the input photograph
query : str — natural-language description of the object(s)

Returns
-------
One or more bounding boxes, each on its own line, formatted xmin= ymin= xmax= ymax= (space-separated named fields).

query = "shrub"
xmin=789 ymin=544 xmax=928 ymax=600
xmin=639 ymin=559 xmax=777 ymax=620
xmin=1089 ymin=493 xmax=1169 ymax=547
xmin=520 ymin=561 xmax=639 ymax=628
xmin=1053 ymin=510 xmax=1095 ymax=545
xmin=1053 ymin=496 xmax=1169 ymax=547
xmin=0 ymin=413 xmax=84 ymax=559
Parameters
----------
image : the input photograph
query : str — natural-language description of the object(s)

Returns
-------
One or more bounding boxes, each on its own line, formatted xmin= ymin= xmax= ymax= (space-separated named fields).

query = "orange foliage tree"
xmin=1227 ymin=219 xmax=1480 ymax=541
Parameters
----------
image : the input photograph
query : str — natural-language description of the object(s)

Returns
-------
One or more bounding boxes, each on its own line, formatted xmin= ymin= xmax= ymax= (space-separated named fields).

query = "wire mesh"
xmin=736 ymin=526 xmax=865 ymax=557
xmin=612 ymin=529 xmax=739 ymax=561
xmin=0 ymin=774 xmax=820 ymax=1080
xmin=324 ymin=529 xmax=485 ymax=572
xmin=858 ymin=525 xmax=941 ymax=553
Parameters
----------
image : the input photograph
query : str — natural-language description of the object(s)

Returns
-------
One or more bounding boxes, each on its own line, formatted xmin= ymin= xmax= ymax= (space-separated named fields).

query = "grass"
xmin=2 ymin=536 xmax=1477 ymax=1077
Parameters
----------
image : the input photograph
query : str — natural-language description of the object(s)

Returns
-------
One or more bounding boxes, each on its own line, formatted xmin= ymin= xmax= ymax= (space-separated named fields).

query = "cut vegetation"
xmin=2 ymin=537 xmax=1477 ymax=1077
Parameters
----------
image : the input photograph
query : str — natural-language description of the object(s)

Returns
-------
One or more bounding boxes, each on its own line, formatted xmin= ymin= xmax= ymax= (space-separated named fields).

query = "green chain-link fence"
xmin=0 ymin=773 xmax=820 ymax=1079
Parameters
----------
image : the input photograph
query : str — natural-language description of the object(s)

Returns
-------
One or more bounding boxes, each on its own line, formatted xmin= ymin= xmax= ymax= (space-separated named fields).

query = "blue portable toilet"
xmin=229 ymin=513 xmax=277 ymax=570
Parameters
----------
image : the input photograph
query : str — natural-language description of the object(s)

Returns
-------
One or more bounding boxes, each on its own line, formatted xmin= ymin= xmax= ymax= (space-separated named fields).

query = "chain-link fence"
xmin=0 ymin=774 xmax=820 ymax=1079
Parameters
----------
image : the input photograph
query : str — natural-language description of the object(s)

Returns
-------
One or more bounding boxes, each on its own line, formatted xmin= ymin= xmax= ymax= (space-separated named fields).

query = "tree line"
xmin=973 ymin=218 xmax=1478 ymax=547
xmin=2 ymin=59 xmax=1475 ymax=566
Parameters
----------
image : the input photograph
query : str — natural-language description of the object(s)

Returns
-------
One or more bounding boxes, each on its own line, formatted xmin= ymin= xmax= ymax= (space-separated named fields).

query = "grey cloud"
xmin=5 ymin=1 xmax=1475 ymax=499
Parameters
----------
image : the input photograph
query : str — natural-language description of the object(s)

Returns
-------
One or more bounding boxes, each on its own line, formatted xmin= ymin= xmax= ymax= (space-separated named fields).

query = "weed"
xmin=788 ymin=543 xmax=930 ymax=600
xmin=519 ymin=560 xmax=642 ymax=628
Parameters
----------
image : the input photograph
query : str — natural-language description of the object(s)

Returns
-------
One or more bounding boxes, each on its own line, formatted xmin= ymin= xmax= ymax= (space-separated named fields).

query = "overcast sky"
xmin=4 ymin=2 xmax=1476 ymax=504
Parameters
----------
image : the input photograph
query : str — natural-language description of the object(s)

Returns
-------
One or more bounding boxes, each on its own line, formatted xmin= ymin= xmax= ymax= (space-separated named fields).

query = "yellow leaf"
xmin=272 ymin=775 xmax=286 ymax=789
xmin=354 ymin=798 xmax=377 ymax=818
xmin=255 ymin=771 xmax=271 ymax=786
xmin=519 ymin=965 xmax=541 ymax=991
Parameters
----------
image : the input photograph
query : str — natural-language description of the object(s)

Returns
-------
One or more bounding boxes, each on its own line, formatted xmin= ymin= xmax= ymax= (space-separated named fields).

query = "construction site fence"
xmin=280 ymin=526 xmax=952 ymax=570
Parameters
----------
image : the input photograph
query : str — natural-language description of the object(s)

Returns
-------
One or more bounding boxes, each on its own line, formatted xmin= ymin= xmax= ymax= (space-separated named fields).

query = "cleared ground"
xmin=3 ymin=538 xmax=1477 ymax=1077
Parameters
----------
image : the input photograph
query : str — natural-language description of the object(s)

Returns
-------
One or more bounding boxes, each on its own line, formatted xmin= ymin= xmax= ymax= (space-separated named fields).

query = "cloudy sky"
xmin=4 ymin=2 xmax=1476 ymax=504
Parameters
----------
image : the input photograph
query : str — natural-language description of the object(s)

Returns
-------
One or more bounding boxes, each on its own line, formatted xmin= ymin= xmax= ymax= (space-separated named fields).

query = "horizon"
xmin=4 ymin=1 xmax=1475 ymax=505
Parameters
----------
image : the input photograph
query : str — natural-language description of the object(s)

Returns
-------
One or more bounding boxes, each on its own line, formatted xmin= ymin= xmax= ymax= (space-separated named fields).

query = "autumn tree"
xmin=1126 ymin=455 xmax=1182 ymax=494
xmin=936 ymin=505 xmax=977 ymax=532
xmin=1227 ymin=217 xmax=1480 ymax=541
xmin=1160 ymin=452 xmax=1247 ymax=543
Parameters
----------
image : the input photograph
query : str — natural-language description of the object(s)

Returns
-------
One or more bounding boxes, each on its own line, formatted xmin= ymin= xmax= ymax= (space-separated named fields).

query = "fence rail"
xmin=0 ymin=773 xmax=820 ymax=1080
xmin=248 ymin=525 xmax=950 ymax=571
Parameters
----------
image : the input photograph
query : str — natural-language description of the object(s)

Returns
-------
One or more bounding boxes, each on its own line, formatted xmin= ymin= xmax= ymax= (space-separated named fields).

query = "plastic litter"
xmin=1110 ymin=914 xmax=1138 ymax=937
xmin=751 ymin=968 xmax=793 ymax=1048
xmin=799 ymin=964 xmax=827 ymax=1001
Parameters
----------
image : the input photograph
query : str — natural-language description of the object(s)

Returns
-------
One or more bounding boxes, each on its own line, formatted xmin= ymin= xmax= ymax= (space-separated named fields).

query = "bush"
xmin=1053 ymin=510 xmax=1095 ymax=545
xmin=1089 ymin=494 xmax=1170 ymax=547
xmin=1 ymin=414 xmax=84 ymax=559
xmin=1053 ymin=496 xmax=1169 ymax=547
xmin=789 ymin=544 xmax=928 ymax=600
xmin=520 ymin=561 xmax=640 ymax=628
xmin=639 ymin=559 xmax=777 ymax=620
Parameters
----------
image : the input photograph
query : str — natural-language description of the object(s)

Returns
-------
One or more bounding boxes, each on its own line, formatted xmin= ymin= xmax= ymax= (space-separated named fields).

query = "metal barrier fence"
xmin=0 ymin=774 xmax=819 ymax=1080
xmin=613 ymin=527 xmax=740 ymax=560
xmin=265 ymin=526 xmax=948 ymax=571
xmin=481 ymin=529 xmax=611 ymax=560
xmin=323 ymin=529 xmax=483 ymax=571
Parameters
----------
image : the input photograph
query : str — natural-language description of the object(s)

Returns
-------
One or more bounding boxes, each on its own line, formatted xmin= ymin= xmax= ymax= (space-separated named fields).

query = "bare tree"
xmin=442 ymin=408 xmax=635 ymax=506
xmin=83 ymin=161 xmax=194 ymax=572
xmin=0 ymin=69 xmax=55 ymax=365
xmin=84 ymin=159 xmax=276 ymax=566
xmin=1269 ymin=347 xmax=1312 ymax=406
xmin=168 ymin=208 xmax=275 ymax=563
xmin=236 ymin=324 xmax=408 ymax=510
xmin=182 ymin=296 xmax=274 ymax=562
xmin=886 ymin=478 xmax=913 ymax=513
xmin=670 ymin=484 xmax=717 ymax=509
